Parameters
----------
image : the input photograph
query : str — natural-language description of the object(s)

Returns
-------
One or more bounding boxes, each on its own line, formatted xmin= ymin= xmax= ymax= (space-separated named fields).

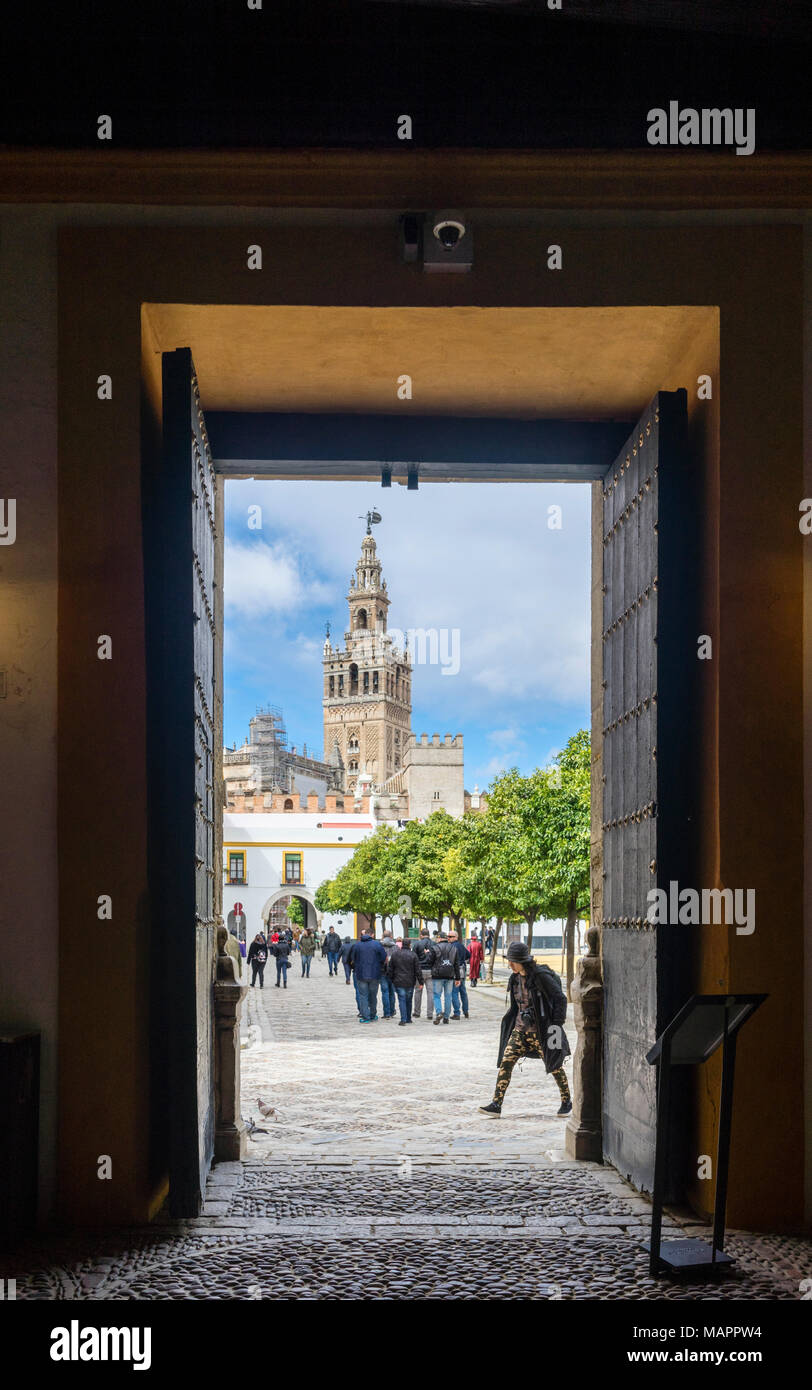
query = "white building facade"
xmin=223 ymin=809 xmax=376 ymax=943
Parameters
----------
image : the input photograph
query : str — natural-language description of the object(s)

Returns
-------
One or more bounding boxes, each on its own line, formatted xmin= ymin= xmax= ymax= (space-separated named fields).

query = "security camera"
xmin=422 ymin=211 xmax=473 ymax=272
xmin=433 ymin=218 xmax=466 ymax=250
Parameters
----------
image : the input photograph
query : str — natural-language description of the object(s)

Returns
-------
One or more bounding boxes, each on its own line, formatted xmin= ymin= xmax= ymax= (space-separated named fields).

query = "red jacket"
xmin=468 ymin=939 xmax=484 ymax=973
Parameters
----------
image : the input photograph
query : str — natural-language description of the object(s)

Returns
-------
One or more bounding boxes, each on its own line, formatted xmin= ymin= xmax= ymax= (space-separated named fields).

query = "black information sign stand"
xmin=645 ymin=993 xmax=767 ymax=1278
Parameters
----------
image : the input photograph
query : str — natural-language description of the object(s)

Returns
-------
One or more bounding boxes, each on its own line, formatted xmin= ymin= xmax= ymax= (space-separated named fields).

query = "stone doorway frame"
xmin=207 ymin=410 xmax=671 ymax=1176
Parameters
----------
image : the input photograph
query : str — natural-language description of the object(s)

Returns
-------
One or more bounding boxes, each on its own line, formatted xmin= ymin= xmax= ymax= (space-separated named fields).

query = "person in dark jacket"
xmin=271 ymin=934 xmax=291 ymax=988
xmin=350 ymin=930 xmax=387 ymax=1022
xmin=339 ymin=935 xmax=355 ymax=984
xmin=479 ymin=941 xmax=571 ymax=1116
xmin=431 ymin=932 xmax=461 ymax=1025
xmin=411 ymin=929 xmax=436 ymax=1020
xmin=385 ymin=937 xmax=422 ymax=1025
xmin=247 ymin=932 xmax=268 ymax=988
xmin=449 ymin=930 xmax=471 ymax=1019
xmin=323 ymin=928 xmax=343 ymax=976
xmin=379 ymin=931 xmax=398 ymax=1019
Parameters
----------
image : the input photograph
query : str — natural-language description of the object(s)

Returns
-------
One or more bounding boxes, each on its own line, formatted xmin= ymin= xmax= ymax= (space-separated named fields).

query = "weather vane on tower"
xmin=359 ymin=509 xmax=382 ymax=535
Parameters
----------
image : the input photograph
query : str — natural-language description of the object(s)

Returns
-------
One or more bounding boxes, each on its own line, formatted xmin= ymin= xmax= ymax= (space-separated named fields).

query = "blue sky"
xmin=223 ymin=479 xmax=590 ymax=791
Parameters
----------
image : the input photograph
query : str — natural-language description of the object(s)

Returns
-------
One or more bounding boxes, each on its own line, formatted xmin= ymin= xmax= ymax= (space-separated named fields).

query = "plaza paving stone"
xmin=240 ymin=958 xmax=571 ymax=1157
xmin=4 ymin=961 xmax=809 ymax=1300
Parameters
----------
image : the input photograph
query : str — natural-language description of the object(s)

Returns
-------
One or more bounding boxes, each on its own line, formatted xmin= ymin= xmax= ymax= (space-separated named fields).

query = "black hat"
xmin=506 ymin=941 xmax=531 ymax=962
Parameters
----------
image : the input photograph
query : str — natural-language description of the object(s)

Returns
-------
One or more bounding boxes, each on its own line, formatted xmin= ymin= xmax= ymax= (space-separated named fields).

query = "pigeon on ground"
xmin=244 ymin=1116 xmax=268 ymax=1138
xmin=257 ymin=1099 xmax=276 ymax=1119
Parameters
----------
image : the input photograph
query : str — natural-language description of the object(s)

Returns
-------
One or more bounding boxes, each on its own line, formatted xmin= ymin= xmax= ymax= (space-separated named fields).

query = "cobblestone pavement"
xmin=5 ymin=963 xmax=810 ymax=1300
xmin=238 ymin=958 xmax=572 ymax=1157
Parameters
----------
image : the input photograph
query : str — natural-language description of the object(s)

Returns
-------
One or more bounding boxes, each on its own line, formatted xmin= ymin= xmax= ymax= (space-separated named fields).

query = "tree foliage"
xmin=329 ymin=824 xmax=399 ymax=932
xmin=319 ymin=730 xmax=590 ymax=987
xmin=285 ymin=896 xmax=305 ymax=927
xmin=313 ymin=879 xmax=335 ymax=914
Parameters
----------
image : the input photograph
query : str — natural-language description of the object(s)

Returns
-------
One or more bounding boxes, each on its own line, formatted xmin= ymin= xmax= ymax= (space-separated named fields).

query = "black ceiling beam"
xmin=207 ymin=411 xmax=632 ymax=481
xmin=3 ymin=2 xmax=808 ymax=150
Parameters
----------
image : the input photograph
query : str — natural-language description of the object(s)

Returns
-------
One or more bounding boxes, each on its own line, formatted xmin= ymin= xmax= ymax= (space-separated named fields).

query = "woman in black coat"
xmin=246 ymin=933 xmax=268 ymax=989
xmin=479 ymin=940 xmax=572 ymax=1116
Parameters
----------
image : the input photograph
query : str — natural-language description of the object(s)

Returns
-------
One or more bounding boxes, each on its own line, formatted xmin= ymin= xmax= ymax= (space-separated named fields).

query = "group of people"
xmin=339 ymin=925 xmax=476 ymax=1026
xmin=245 ymin=924 xmax=318 ymax=988
xmin=244 ymin=920 xmax=572 ymax=1118
xmin=339 ymin=928 xmax=572 ymax=1117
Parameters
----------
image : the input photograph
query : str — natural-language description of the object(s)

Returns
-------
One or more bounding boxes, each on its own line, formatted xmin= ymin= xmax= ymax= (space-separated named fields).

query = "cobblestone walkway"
xmin=6 ymin=962 xmax=810 ymax=1300
xmin=238 ymin=958 xmax=572 ymax=1156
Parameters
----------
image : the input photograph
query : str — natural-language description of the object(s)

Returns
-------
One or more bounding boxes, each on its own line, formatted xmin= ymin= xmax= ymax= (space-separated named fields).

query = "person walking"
xmin=351 ymin=928 xmax=387 ymax=1023
xmin=411 ymin=928 xmax=436 ymax=1019
xmin=247 ymin=932 xmax=268 ymax=989
xmin=271 ymin=933 xmax=291 ymax=987
xmin=431 ymin=931 xmax=460 ymax=1026
xmin=485 ymin=927 xmax=495 ymax=953
xmin=323 ymin=926 xmax=342 ymax=977
xmin=479 ymin=941 xmax=572 ymax=1117
xmin=386 ymin=937 xmax=422 ymax=1026
xmin=449 ymin=929 xmax=471 ymax=1019
xmin=300 ymin=926 xmax=316 ymax=977
xmin=379 ymin=929 xmax=398 ymax=1019
xmin=468 ymin=932 xmax=484 ymax=987
xmin=339 ymin=935 xmax=355 ymax=985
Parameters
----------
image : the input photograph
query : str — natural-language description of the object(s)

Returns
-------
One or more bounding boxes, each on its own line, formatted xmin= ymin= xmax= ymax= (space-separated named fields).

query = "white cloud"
xmin=224 ymin=540 xmax=331 ymax=618
xmin=487 ymin=726 xmax=523 ymax=749
xmin=481 ymin=753 xmax=519 ymax=778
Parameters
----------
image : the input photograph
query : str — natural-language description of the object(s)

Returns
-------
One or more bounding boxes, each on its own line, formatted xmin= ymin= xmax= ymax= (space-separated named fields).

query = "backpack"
xmin=434 ymin=943 xmax=455 ymax=979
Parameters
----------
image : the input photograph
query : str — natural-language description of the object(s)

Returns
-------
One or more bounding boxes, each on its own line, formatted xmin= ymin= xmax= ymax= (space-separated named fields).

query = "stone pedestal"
xmin=214 ymin=927 xmax=248 ymax=1162
xmin=565 ymin=925 xmax=604 ymax=1162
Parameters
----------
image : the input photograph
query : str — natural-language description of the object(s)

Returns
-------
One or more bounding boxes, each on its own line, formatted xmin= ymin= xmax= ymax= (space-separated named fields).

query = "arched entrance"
xmin=259 ymin=886 xmax=319 ymax=933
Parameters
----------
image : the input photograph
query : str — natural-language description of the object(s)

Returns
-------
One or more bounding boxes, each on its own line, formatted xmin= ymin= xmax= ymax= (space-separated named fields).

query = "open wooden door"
xmin=600 ymin=388 xmax=696 ymax=1194
xmin=146 ymin=347 xmax=219 ymax=1217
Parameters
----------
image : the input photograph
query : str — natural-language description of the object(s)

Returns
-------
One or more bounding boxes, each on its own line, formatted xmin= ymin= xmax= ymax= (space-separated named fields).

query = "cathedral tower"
xmin=322 ymin=528 xmax=412 ymax=793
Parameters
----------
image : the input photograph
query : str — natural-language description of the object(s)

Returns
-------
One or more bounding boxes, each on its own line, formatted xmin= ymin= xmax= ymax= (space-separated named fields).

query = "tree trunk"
xmin=565 ymin=899 xmax=578 ymax=999
xmin=486 ymin=917 xmax=502 ymax=983
xmin=526 ymin=915 xmax=536 ymax=952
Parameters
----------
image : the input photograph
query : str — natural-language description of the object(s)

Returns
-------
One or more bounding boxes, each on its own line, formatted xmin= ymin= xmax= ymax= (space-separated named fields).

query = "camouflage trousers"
xmin=493 ymin=1028 xmax=570 ymax=1108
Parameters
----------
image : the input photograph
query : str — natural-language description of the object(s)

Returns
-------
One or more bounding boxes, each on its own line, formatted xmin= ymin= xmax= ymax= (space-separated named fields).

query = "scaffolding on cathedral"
xmin=224 ymin=702 xmax=342 ymax=801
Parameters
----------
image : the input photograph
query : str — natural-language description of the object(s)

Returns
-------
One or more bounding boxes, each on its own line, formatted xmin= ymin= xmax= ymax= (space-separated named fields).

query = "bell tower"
xmin=323 ymin=520 xmax=412 ymax=794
